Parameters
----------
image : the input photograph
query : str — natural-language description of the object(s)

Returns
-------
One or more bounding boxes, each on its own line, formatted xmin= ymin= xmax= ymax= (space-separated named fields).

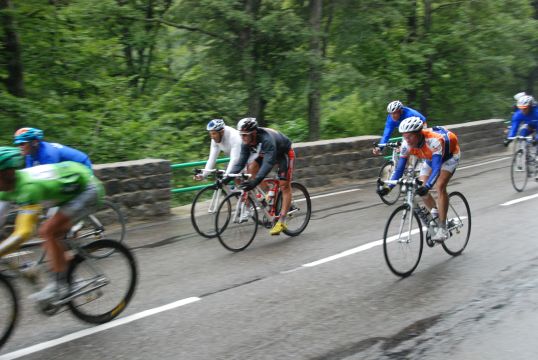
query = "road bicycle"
xmin=2 ymin=199 xmax=127 ymax=260
xmin=0 ymin=234 xmax=137 ymax=350
xmin=190 ymin=169 xmax=233 ymax=238
xmin=375 ymin=141 xmax=419 ymax=205
xmin=509 ymin=136 xmax=537 ymax=192
xmin=214 ymin=173 xmax=312 ymax=252
xmin=380 ymin=175 xmax=471 ymax=277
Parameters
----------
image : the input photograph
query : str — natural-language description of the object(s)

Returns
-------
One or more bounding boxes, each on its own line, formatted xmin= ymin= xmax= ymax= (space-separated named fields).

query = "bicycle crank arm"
xmin=53 ymin=276 xmax=108 ymax=306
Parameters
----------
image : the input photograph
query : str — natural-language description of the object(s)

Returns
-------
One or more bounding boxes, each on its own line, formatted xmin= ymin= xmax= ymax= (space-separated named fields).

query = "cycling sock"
xmin=430 ymin=207 xmax=439 ymax=219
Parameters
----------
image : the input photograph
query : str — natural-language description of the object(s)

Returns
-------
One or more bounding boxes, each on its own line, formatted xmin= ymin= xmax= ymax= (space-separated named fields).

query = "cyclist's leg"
xmin=435 ymin=155 xmax=459 ymax=225
xmin=34 ymin=183 xmax=99 ymax=300
xmin=271 ymin=149 xmax=294 ymax=235
xmin=418 ymin=161 xmax=437 ymax=211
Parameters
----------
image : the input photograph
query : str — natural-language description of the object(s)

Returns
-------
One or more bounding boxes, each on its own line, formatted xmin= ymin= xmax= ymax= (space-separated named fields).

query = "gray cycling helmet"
xmin=387 ymin=100 xmax=403 ymax=113
xmin=517 ymin=95 xmax=535 ymax=108
xmin=207 ymin=119 xmax=225 ymax=131
xmin=398 ymin=116 xmax=423 ymax=133
xmin=237 ymin=117 xmax=258 ymax=133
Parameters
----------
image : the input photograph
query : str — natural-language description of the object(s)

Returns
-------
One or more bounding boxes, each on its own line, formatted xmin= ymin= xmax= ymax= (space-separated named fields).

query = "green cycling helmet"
xmin=0 ymin=147 xmax=24 ymax=170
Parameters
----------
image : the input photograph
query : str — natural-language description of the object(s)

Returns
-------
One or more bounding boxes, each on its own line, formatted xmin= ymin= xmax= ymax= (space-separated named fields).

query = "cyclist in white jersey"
xmin=194 ymin=119 xmax=243 ymax=180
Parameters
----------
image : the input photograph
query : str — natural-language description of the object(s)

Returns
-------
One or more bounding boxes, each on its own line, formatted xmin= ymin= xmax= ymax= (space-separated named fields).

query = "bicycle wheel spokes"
xmin=511 ymin=149 xmax=528 ymax=192
xmin=282 ymin=182 xmax=311 ymax=236
xmin=0 ymin=273 xmax=17 ymax=350
xmin=383 ymin=205 xmax=423 ymax=277
xmin=215 ymin=193 xmax=258 ymax=252
xmin=191 ymin=186 xmax=226 ymax=238
xmin=442 ymin=192 xmax=471 ymax=256
xmin=378 ymin=161 xmax=401 ymax=205
xmin=68 ymin=239 xmax=137 ymax=324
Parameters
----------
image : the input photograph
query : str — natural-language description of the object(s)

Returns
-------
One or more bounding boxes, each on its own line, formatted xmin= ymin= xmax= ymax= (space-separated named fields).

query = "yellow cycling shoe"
xmin=270 ymin=221 xmax=287 ymax=236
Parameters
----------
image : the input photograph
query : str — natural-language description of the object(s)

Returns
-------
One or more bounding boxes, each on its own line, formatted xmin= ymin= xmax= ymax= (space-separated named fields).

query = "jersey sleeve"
xmin=203 ymin=140 xmax=220 ymax=175
xmin=225 ymin=134 xmax=243 ymax=175
xmin=380 ymin=115 xmax=397 ymax=146
xmin=508 ymin=112 xmax=523 ymax=138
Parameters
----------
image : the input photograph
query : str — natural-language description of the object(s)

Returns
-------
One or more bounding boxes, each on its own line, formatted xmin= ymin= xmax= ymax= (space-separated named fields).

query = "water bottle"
xmin=266 ymin=188 xmax=275 ymax=206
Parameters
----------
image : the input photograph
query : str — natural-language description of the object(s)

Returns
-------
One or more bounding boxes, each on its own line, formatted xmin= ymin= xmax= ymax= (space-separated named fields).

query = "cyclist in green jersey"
xmin=0 ymin=147 xmax=103 ymax=301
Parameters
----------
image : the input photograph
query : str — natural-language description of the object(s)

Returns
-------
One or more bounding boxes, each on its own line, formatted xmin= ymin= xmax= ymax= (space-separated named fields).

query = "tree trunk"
xmin=307 ymin=0 xmax=322 ymax=141
xmin=0 ymin=0 xmax=25 ymax=98
xmin=405 ymin=0 xmax=418 ymax=106
xmin=527 ymin=0 xmax=538 ymax=94
xmin=419 ymin=0 xmax=433 ymax=117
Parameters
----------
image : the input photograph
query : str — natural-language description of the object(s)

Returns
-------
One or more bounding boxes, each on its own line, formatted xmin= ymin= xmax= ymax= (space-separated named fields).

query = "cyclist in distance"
xmin=0 ymin=147 xmax=103 ymax=302
xmin=14 ymin=127 xmax=92 ymax=170
xmin=377 ymin=117 xmax=460 ymax=241
xmin=228 ymin=118 xmax=295 ymax=236
xmin=504 ymin=95 xmax=538 ymax=147
xmin=194 ymin=119 xmax=242 ymax=180
xmin=373 ymin=100 xmax=427 ymax=155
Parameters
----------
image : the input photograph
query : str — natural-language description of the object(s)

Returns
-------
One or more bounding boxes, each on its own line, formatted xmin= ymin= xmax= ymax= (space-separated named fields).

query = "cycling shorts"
xmin=254 ymin=148 xmax=295 ymax=181
xmin=419 ymin=153 xmax=460 ymax=177
xmin=59 ymin=182 xmax=100 ymax=222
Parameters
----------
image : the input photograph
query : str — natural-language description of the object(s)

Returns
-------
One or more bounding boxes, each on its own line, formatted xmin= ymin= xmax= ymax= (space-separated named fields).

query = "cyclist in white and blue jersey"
xmin=504 ymin=95 xmax=538 ymax=146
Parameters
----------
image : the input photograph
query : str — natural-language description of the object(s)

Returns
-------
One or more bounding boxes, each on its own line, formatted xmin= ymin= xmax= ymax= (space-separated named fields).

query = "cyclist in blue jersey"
xmin=13 ymin=127 xmax=92 ymax=170
xmin=504 ymin=95 xmax=538 ymax=146
xmin=373 ymin=100 xmax=427 ymax=155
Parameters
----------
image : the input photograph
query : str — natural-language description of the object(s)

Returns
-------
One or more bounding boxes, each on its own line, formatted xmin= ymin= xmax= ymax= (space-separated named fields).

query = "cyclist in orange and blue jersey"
xmin=14 ymin=127 xmax=92 ymax=170
xmin=504 ymin=95 xmax=538 ymax=146
xmin=377 ymin=117 xmax=460 ymax=241
xmin=373 ymin=100 xmax=427 ymax=155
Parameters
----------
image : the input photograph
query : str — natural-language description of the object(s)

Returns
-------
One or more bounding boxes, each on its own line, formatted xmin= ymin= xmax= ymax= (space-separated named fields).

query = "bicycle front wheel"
xmin=442 ymin=192 xmax=471 ymax=256
xmin=77 ymin=200 xmax=126 ymax=258
xmin=191 ymin=185 xmax=227 ymax=238
xmin=0 ymin=273 xmax=18 ymax=349
xmin=383 ymin=204 xmax=424 ymax=277
xmin=67 ymin=239 xmax=137 ymax=324
xmin=276 ymin=182 xmax=312 ymax=236
xmin=378 ymin=161 xmax=401 ymax=205
xmin=215 ymin=192 xmax=258 ymax=252
xmin=511 ymin=149 xmax=528 ymax=192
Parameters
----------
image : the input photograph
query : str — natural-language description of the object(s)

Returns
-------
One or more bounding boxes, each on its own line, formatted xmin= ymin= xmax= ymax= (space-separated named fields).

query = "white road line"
xmin=458 ymin=156 xmax=510 ymax=170
xmin=309 ymin=188 xmax=361 ymax=200
xmin=500 ymin=193 xmax=538 ymax=206
xmin=0 ymin=297 xmax=201 ymax=360
xmin=302 ymin=228 xmax=422 ymax=267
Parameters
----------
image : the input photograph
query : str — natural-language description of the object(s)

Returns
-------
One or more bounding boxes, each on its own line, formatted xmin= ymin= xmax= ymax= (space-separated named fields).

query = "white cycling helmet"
xmin=514 ymin=92 xmax=526 ymax=101
xmin=398 ymin=116 xmax=423 ymax=133
xmin=517 ymin=95 xmax=535 ymax=108
xmin=387 ymin=100 xmax=403 ymax=113
xmin=237 ymin=117 xmax=258 ymax=133
xmin=206 ymin=119 xmax=225 ymax=131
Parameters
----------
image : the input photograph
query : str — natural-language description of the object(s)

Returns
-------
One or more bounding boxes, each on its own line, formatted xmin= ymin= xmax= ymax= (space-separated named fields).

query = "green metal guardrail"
xmin=171 ymin=136 xmax=403 ymax=193
xmin=383 ymin=136 xmax=403 ymax=160
xmin=171 ymin=158 xmax=230 ymax=194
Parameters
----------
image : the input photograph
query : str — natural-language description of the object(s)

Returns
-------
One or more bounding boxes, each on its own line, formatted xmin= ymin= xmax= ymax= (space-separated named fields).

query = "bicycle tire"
xmin=511 ymin=149 xmax=528 ymax=192
xmin=0 ymin=272 xmax=18 ymax=350
xmin=77 ymin=200 xmax=126 ymax=258
xmin=275 ymin=182 xmax=312 ymax=236
xmin=441 ymin=192 xmax=471 ymax=256
xmin=378 ymin=161 xmax=401 ymax=205
xmin=67 ymin=239 xmax=137 ymax=324
xmin=190 ymin=185 xmax=227 ymax=238
xmin=383 ymin=204 xmax=424 ymax=277
xmin=215 ymin=192 xmax=258 ymax=252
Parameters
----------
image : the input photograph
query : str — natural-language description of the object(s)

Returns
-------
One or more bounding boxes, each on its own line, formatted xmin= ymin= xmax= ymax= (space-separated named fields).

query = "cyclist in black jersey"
xmin=229 ymin=118 xmax=295 ymax=235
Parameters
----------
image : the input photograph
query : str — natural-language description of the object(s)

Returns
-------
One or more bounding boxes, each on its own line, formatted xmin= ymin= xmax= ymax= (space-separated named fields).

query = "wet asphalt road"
xmin=2 ymin=152 xmax=538 ymax=360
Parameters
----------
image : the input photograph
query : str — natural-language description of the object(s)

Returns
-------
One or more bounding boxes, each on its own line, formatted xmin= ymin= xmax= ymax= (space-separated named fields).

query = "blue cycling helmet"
xmin=13 ymin=127 xmax=44 ymax=145
xmin=207 ymin=119 xmax=225 ymax=131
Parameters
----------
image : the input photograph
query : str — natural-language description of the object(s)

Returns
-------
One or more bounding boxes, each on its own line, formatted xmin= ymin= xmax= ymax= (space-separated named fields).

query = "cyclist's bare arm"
xmin=0 ymin=204 xmax=41 ymax=257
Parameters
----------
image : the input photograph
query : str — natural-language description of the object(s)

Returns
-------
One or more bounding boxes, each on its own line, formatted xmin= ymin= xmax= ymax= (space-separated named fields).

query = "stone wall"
xmin=93 ymin=159 xmax=172 ymax=221
xmin=293 ymin=119 xmax=506 ymax=189
xmin=94 ymin=119 xmax=506 ymax=221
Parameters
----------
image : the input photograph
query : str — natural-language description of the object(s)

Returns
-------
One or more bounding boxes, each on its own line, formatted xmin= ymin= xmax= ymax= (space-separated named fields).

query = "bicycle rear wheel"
xmin=383 ymin=204 xmax=424 ymax=277
xmin=76 ymin=200 xmax=126 ymax=258
xmin=441 ymin=192 xmax=471 ymax=256
xmin=378 ymin=161 xmax=401 ymax=205
xmin=191 ymin=185 xmax=227 ymax=238
xmin=0 ymin=273 xmax=18 ymax=349
xmin=67 ymin=239 xmax=137 ymax=324
xmin=275 ymin=182 xmax=312 ymax=236
xmin=511 ymin=149 xmax=528 ymax=192
xmin=215 ymin=192 xmax=258 ymax=252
